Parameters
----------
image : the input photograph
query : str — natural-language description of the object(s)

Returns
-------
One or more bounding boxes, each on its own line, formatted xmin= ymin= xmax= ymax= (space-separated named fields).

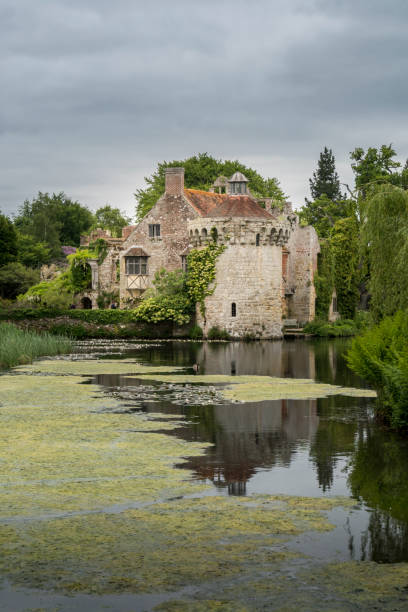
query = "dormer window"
xmin=149 ymin=224 xmax=160 ymax=238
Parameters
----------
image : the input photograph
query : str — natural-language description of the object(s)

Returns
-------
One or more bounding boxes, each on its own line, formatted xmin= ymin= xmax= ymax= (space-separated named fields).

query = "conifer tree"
xmin=309 ymin=147 xmax=342 ymax=201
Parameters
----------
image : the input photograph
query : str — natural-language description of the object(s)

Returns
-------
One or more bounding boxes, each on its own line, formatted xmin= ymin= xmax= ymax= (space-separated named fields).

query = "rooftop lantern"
xmin=228 ymin=171 xmax=249 ymax=195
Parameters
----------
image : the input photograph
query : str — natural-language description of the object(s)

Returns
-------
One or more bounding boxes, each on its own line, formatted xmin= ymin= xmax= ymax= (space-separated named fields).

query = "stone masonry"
xmin=80 ymin=167 xmax=320 ymax=337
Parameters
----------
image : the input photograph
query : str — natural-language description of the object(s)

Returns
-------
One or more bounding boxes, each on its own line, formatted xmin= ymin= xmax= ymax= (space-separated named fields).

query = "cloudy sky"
xmin=1 ymin=0 xmax=407 ymax=218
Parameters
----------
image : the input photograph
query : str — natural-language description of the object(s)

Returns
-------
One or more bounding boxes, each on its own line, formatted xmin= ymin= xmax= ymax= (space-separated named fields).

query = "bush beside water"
xmin=303 ymin=319 xmax=358 ymax=337
xmin=0 ymin=322 xmax=72 ymax=369
xmin=346 ymin=310 xmax=408 ymax=429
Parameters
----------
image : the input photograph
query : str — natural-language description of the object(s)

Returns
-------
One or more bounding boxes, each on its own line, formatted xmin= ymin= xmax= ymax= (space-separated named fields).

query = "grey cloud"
xmin=1 ymin=0 xmax=407 ymax=216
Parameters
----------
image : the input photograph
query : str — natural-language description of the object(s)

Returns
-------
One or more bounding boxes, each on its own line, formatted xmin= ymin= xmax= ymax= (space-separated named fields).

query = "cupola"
xmin=228 ymin=171 xmax=249 ymax=195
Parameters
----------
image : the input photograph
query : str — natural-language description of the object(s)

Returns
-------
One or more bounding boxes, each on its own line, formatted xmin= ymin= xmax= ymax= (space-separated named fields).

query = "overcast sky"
xmin=1 ymin=0 xmax=408 ymax=218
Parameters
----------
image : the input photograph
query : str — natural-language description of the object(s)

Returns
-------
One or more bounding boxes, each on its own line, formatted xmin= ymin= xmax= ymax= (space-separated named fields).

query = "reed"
xmin=0 ymin=322 xmax=72 ymax=369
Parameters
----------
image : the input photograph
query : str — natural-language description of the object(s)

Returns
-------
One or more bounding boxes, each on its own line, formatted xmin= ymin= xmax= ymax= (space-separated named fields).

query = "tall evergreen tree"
xmin=309 ymin=147 xmax=342 ymax=201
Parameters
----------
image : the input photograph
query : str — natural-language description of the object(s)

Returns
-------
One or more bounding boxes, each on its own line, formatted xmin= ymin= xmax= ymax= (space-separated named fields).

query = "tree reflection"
xmin=349 ymin=424 xmax=408 ymax=561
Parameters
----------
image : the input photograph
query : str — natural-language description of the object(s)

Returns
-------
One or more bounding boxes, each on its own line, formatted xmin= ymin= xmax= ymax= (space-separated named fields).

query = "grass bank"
xmin=0 ymin=322 xmax=72 ymax=369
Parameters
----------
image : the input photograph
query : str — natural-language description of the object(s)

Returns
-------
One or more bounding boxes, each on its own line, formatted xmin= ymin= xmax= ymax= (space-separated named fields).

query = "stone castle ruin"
xmin=80 ymin=167 xmax=319 ymax=338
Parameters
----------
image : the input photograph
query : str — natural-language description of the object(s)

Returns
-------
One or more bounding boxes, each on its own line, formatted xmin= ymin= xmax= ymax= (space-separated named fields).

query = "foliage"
xmin=16 ymin=232 xmax=51 ymax=267
xmin=14 ymin=192 xmax=94 ymax=257
xmin=186 ymin=243 xmax=226 ymax=317
xmin=363 ymin=185 xmax=408 ymax=319
xmin=207 ymin=326 xmax=231 ymax=340
xmin=299 ymin=195 xmax=351 ymax=239
xmin=135 ymin=153 xmax=285 ymax=221
xmin=92 ymin=205 xmax=132 ymax=238
xmin=88 ymin=238 xmax=108 ymax=264
xmin=66 ymin=250 xmax=94 ymax=292
xmin=146 ymin=268 xmax=187 ymax=298
xmin=0 ymin=213 xmax=18 ymax=267
xmin=97 ymin=291 xmax=119 ymax=309
xmin=0 ymin=263 xmax=40 ymax=300
xmin=314 ymin=239 xmax=335 ymax=319
xmin=350 ymin=145 xmax=403 ymax=195
xmin=136 ymin=294 xmax=192 ymax=325
xmin=309 ymin=147 xmax=343 ymax=202
xmin=189 ymin=324 xmax=203 ymax=340
xmin=20 ymin=277 xmax=73 ymax=309
xmin=0 ymin=322 xmax=71 ymax=369
xmin=300 ymin=148 xmax=351 ymax=239
xmin=303 ymin=319 xmax=357 ymax=337
xmin=137 ymin=268 xmax=192 ymax=325
xmin=346 ymin=310 xmax=408 ymax=429
xmin=331 ymin=216 xmax=360 ymax=319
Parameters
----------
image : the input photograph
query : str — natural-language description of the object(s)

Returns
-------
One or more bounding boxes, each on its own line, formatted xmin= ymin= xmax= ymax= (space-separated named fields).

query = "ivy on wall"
xmin=314 ymin=215 xmax=360 ymax=320
xmin=186 ymin=242 xmax=226 ymax=317
xmin=314 ymin=239 xmax=335 ymax=320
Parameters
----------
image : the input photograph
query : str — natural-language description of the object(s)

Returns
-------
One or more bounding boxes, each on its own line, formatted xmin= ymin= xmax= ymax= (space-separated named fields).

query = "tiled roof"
xmin=184 ymin=189 xmax=273 ymax=219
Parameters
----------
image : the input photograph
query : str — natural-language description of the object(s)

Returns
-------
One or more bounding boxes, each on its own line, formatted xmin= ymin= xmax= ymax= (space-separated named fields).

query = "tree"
xmin=14 ymin=192 xmax=94 ymax=257
xmin=364 ymin=184 xmax=408 ymax=319
xmin=299 ymin=194 xmax=351 ymax=239
xmin=134 ymin=153 xmax=285 ymax=221
xmin=0 ymin=262 xmax=40 ymax=299
xmin=16 ymin=233 xmax=51 ymax=268
xmin=309 ymin=147 xmax=342 ymax=201
xmin=350 ymin=145 xmax=401 ymax=194
xmin=331 ymin=216 xmax=360 ymax=319
xmin=300 ymin=148 xmax=349 ymax=239
xmin=0 ymin=213 xmax=18 ymax=267
xmin=93 ymin=205 xmax=132 ymax=238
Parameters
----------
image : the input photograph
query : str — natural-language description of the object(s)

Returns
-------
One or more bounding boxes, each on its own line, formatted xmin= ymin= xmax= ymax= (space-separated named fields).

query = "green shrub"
xmin=303 ymin=319 xmax=357 ymax=337
xmin=0 ymin=322 xmax=72 ymax=369
xmin=189 ymin=324 xmax=203 ymax=339
xmin=346 ymin=310 xmax=408 ymax=429
xmin=207 ymin=326 xmax=231 ymax=340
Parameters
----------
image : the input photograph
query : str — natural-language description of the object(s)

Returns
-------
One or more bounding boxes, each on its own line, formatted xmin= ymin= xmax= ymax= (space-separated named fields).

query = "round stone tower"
xmin=187 ymin=214 xmax=292 ymax=339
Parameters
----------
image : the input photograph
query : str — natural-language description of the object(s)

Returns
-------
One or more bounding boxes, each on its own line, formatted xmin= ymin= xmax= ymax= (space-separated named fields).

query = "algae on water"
xmin=0 ymin=358 xmax=398 ymax=611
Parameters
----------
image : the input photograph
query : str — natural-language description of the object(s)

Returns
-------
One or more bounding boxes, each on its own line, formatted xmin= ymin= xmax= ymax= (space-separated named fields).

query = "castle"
xmin=80 ymin=167 xmax=319 ymax=338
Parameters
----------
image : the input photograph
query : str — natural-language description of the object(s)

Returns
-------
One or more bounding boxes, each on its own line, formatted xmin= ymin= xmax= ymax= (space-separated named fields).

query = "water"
xmin=74 ymin=337 xmax=408 ymax=564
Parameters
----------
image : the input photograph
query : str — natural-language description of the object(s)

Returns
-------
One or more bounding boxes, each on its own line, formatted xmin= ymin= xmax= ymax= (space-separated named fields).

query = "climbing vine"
xmin=314 ymin=239 xmax=335 ymax=320
xmin=88 ymin=238 xmax=109 ymax=265
xmin=314 ymin=216 xmax=360 ymax=320
xmin=186 ymin=242 xmax=226 ymax=317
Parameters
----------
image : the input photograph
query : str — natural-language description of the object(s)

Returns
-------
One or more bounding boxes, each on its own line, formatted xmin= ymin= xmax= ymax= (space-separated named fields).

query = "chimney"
xmin=165 ymin=167 xmax=184 ymax=196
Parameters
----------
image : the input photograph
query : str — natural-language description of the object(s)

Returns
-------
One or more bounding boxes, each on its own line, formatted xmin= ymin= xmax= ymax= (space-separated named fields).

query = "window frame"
xmin=148 ymin=224 xmax=161 ymax=238
xmin=125 ymin=256 xmax=148 ymax=275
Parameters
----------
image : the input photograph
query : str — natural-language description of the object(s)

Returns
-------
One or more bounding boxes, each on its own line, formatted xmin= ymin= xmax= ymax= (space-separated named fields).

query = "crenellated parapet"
xmin=187 ymin=214 xmax=296 ymax=249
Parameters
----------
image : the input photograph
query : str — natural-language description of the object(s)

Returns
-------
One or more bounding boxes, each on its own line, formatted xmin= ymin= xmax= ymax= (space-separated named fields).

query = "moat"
xmin=1 ymin=338 xmax=408 ymax=611
xmin=89 ymin=338 xmax=408 ymax=564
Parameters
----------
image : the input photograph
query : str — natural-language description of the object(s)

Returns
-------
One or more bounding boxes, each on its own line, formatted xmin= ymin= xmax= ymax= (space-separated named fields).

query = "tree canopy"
xmin=0 ymin=213 xmax=18 ymax=267
xmin=300 ymin=148 xmax=349 ymax=239
xmin=14 ymin=192 xmax=94 ymax=257
xmin=134 ymin=153 xmax=285 ymax=221
xmin=92 ymin=205 xmax=132 ymax=238
xmin=309 ymin=147 xmax=342 ymax=201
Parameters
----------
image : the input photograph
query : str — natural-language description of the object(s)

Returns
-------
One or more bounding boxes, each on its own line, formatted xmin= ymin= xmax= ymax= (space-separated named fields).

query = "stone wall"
xmin=285 ymin=226 xmax=319 ymax=324
xmin=187 ymin=217 xmax=287 ymax=339
xmin=120 ymin=193 xmax=197 ymax=305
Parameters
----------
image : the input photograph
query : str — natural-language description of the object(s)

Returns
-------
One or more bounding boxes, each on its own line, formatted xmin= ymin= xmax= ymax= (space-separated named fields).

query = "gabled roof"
xmin=125 ymin=247 xmax=149 ymax=257
xmin=184 ymin=189 xmax=273 ymax=219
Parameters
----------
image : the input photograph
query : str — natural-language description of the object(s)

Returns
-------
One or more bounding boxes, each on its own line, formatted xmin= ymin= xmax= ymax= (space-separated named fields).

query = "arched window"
xmin=231 ymin=302 xmax=237 ymax=317
xmin=201 ymin=228 xmax=208 ymax=239
xmin=256 ymin=233 xmax=260 ymax=246
xmin=211 ymin=227 xmax=218 ymax=242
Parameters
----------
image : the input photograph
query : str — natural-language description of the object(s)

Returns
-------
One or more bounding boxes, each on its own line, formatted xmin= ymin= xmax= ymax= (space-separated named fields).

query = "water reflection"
xmin=86 ymin=338 xmax=408 ymax=561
